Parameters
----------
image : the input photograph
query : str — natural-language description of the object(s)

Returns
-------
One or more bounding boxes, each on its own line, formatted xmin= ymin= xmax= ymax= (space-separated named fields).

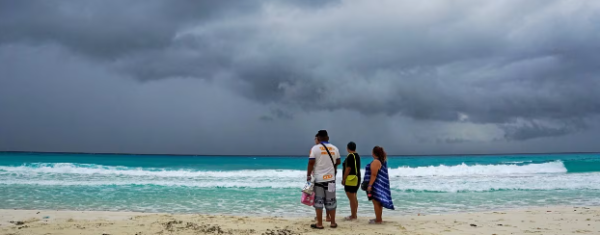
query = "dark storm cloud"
xmin=106 ymin=0 xmax=599 ymax=140
xmin=1 ymin=0 xmax=600 ymax=150
xmin=0 ymin=44 xmax=311 ymax=155
xmin=0 ymin=0 xmax=337 ymax=58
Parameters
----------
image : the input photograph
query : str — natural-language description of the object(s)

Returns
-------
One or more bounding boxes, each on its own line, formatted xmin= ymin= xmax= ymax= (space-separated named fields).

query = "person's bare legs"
xmin=352 ymin=193 xmax=359 ymax=219
xmin=315 ymin=209 xmax=324 ymax=228
xmin=372 ymin=199 xmax=383 ymax=223
xmin=345 ymin=191 xmax=358 ymax=219
xmin=328 ymin=209 xmax=337 ymax=227
xmin=316 ymin=211 xmax=330 ymax=222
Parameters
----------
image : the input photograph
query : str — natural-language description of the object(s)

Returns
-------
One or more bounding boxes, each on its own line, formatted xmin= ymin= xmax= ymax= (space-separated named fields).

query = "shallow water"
xmin=1 ymin=152 xmax=599 ymax=216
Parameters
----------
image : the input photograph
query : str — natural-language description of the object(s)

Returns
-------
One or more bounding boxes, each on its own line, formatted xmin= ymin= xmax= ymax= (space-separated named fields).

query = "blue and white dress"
xmin=364 ymin=160 xmax=395 ymax=210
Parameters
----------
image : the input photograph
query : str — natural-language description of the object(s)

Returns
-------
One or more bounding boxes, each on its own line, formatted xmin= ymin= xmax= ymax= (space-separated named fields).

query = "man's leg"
xmin=324 ymin=183 xmax=337 ymax=227
xmin=328 ymin=209 xmax=336 ymax=226
xmin=313 ymin=186 xmax=325 ymax=228
xmin=315 ymin=209 xmax=323 ymax=227
xmin=318 ymin=211 xmax=331 ymax=222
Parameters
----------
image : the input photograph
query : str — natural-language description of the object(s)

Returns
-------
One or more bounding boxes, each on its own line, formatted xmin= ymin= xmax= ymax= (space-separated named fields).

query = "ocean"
xmin=1 ymin=152 xmax=600 ymax=216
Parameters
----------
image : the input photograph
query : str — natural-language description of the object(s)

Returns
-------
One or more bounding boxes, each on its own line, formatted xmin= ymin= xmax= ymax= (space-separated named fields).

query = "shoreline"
xmin=2 ymin=202 xmax=596 ymax=217
xmin=3 ymin=151 xmax=598 ymax=157
xmin=2 ymin=206 xmax=599 ymax=235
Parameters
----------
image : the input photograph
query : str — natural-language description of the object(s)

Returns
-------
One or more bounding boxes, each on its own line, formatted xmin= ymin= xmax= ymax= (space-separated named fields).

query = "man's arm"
xmin=335 ymin=148 xmax=341 ymax=166
xmin=307 ymin=158 xmax=316 ymax=181
xmin=334 ymin=150 xmax=341 ymax=181
xmin=307 ymin=148 xmax=316 ymax=181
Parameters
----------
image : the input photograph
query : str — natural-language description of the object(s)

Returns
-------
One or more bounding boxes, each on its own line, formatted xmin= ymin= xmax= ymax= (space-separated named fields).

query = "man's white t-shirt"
xmin=309 ymin=142 xmax=341 ymax=183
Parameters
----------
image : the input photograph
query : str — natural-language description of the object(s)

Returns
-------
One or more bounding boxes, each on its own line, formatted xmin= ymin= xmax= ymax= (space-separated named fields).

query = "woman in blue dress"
xmin=363 ymin=146 xmax=394 ymax=224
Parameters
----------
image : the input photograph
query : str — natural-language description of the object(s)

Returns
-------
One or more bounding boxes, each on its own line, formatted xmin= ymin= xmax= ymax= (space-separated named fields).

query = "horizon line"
xmin=1 ymin=150 xmax=599 ymax=157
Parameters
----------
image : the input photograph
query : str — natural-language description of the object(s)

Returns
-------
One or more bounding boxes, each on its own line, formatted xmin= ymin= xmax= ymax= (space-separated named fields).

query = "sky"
xmin=1 ymin=0 xmax=599 ymax=155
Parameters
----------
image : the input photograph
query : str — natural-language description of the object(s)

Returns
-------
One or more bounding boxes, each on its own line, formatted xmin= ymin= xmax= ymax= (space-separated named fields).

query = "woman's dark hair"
xmin=373 ymin=146 xmax=387 ymax=162
xmin=347 ymin=142 xmax=356 ymax=151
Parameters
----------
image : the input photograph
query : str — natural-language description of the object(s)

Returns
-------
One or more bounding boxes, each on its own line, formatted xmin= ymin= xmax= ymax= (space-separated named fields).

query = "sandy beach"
xmin=1 ymin=207 xmax=599 ymax=235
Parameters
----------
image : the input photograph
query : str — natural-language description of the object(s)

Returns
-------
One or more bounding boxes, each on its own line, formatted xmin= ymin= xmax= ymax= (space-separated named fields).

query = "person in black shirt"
xmin=341 ymin=141 xmax=361 ymax=221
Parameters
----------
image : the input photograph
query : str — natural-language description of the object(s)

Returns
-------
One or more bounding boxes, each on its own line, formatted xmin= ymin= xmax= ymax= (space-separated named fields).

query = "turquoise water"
xmin=1 ymin=152 xmax=600 ymax=216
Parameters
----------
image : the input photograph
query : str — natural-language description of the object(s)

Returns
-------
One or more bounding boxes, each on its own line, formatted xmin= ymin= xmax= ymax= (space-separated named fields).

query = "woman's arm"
xmin=367 ymin=160 xmax=381 ymax=191
xmin=342 ymin=155 xmax=352 ymax=185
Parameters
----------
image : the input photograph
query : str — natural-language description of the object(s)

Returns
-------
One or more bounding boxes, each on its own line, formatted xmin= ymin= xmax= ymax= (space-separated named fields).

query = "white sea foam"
xmin=1 ymin=161 xmax=594 ymax=192
xmin=0 ymin=163 xmax=306 ymax=178
xmin=501 ymin=160 xmax=533 ymax=164
xmin=2 ymin=173 xmax=600 ymax=192
xmin=0 ymin=161 xmax=568 ymax=178
xmin=391 ymin=173 xmax=600 ymax=192
xmin=389 ymin=161 xmax=566 ymax=177
xmin=0 ymin=179 xmax=304 ymax=188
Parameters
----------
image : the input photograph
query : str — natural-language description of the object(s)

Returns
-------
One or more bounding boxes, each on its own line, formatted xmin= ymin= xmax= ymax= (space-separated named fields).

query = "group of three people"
xmin=307 ymin=130 xmax=394 ymax=229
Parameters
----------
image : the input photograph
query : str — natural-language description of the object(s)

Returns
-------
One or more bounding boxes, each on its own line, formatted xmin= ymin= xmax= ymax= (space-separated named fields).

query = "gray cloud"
xmin=260 ymin=108 xmax=295 ymax=122
xmin=501 ymin=118 xmax=588 ymax=141
xmin=1 ymin=0 xmax=600 ymax=154
xmin=0 ymin=0 xmax=336 ymax=58
xmin=93 ymin=1 xmax=600 ymax=125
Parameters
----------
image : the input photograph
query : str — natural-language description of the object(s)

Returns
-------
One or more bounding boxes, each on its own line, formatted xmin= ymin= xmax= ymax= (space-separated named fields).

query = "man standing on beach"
xmin=307 ymin=130 xmax=341 ymax=229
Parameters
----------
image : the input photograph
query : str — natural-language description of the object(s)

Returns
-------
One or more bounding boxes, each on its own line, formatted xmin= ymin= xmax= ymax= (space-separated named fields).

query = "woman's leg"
xmin=345 ymin=191 xmax=358 ymax=219
xmin=351 ymin=192 xmax=358 ymax=219
xmin=372 ymin=199 xmax=383 ymax=223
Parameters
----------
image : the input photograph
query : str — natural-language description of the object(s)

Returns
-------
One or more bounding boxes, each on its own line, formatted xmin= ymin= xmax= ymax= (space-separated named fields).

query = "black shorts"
xmin=344 ymin=184 xmax=360 ymax=193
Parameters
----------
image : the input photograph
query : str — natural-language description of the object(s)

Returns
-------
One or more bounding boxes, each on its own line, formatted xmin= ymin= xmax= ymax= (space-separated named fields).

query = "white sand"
xmin=1 ymin=206 xmax=599 ymax=235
